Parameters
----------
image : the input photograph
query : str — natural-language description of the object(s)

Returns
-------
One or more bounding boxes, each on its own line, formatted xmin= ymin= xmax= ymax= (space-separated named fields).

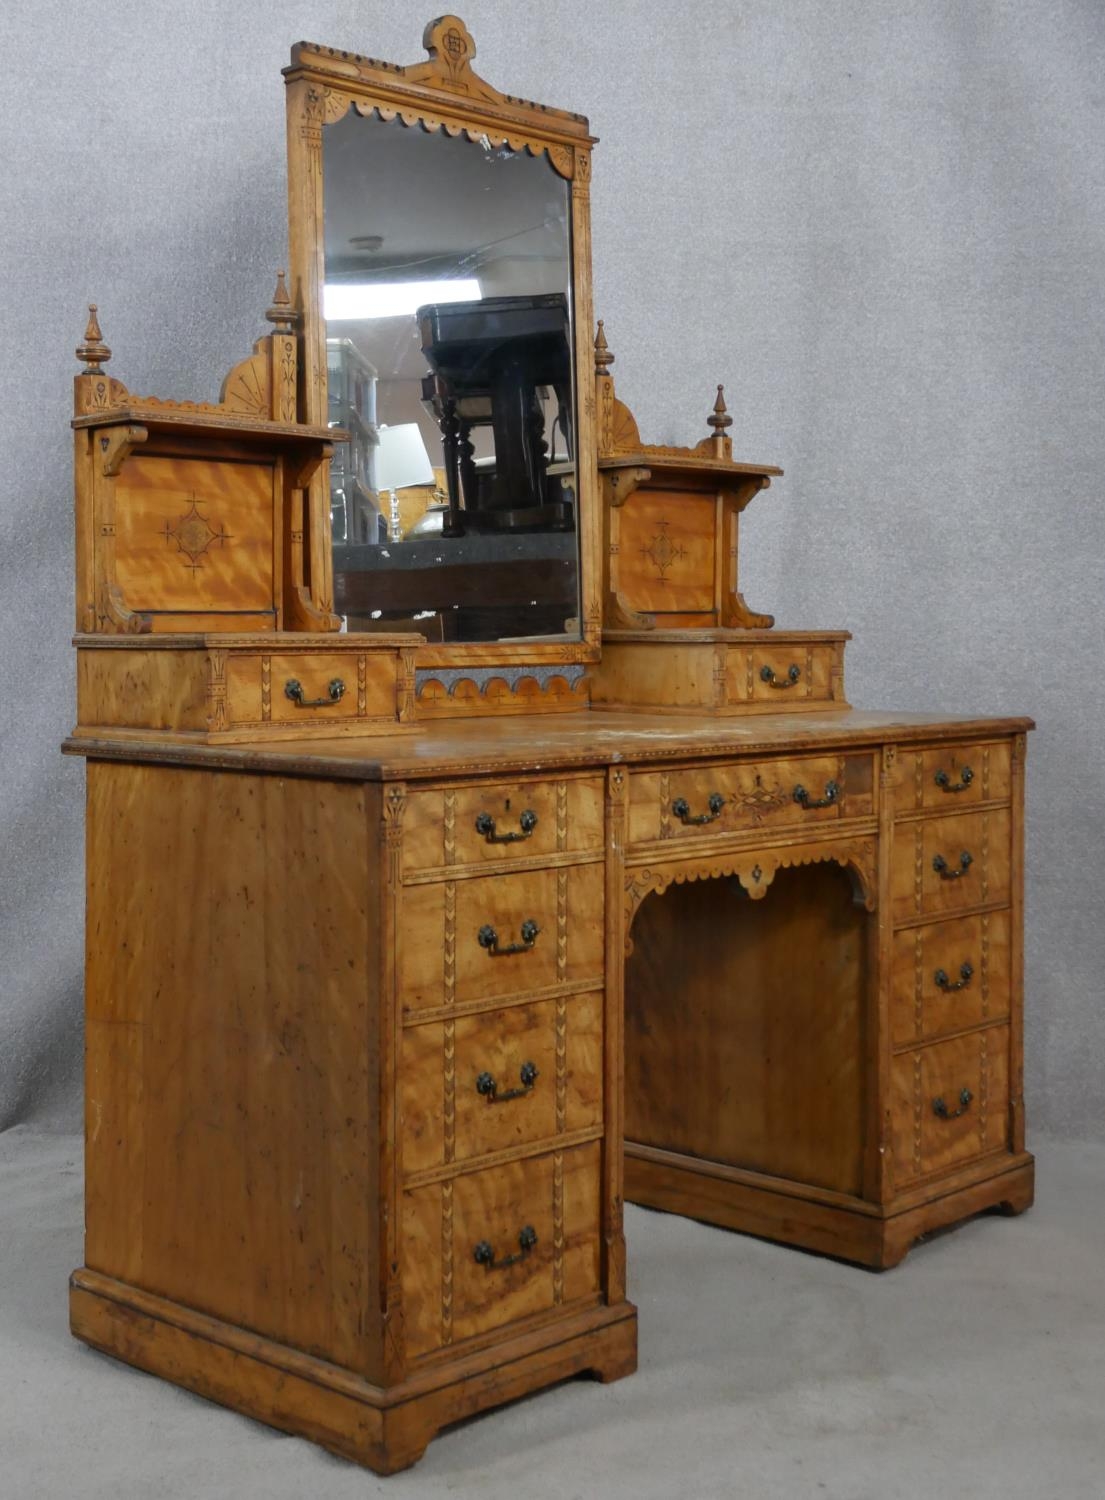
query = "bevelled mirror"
xmin=284 ymin=17 xmax=601 ymax=660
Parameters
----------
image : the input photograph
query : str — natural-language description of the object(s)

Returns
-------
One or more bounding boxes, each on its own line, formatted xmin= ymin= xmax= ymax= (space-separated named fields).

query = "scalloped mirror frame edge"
xmin=283 ymin=15 xmax=602 ymax=667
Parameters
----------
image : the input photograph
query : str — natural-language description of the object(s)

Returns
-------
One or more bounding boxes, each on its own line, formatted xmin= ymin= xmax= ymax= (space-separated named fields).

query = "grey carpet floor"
xmin=2 ymin=1128 xmax=1102 ymax=1499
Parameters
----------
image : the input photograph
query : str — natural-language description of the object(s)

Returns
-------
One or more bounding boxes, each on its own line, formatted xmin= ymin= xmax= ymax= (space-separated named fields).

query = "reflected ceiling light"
xmin=324 ymin=279 xmax=481 ymax=320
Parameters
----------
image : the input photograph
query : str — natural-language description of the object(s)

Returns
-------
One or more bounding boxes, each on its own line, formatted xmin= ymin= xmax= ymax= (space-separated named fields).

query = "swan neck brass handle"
xmin=476 ymin=1061 xmax=538 ymax=1103
xmin=934 ymin=962 xmax=974 ymax=992
xmin=474 ymin=809 xmax=538 ymax=844
xmin=760 ymin=663 xmax=801 ymax=689
xmin=672 ymin=792 xmax=725 ymax=826
xmin=933 ymin=1088 xmax=973 ymax=1120
xmin=478 ymin=919 xmax=539 ymax=956
xmin=793 ymin=779 xmax=840 ymax=810
xmin=284 ymin=677 xmax=345 ymax=708
xmin=933 ymin=851 xmax=973 ymax=880
xmin=473 ymin=1225 xmax=538 ymax=1270
xmin=934 ymin=765 xmax=974 ymax=794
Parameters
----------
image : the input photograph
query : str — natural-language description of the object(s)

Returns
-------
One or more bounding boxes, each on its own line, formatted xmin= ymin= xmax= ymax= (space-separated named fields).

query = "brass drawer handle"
xmin=933 ymin=851 xmax=973 ymax=880
xmin=474 ymin=1225 xmax=537 ymax=1270
xmin=284 ymin=677 xmax=345 ymax=708
xmin=476 ymin=1061 xmax=538 ymax=1103
xmin=474 ymin=809 xmax=538 ymax=844
xmin=760 ymin=663 xmax=801 ymax=689
xmin=933 ymin=1087 xmax=973 ymax=1120
xmin=478 ymin=919 xmax=539 ymax=956
xmin=935 ymin=766 xmax=974 ymax=794
xmin=672 ymin=792 xmax=725 ymax=825
xmin=934 ymin=962 xmax=974 ymax=992
xmin=793 ymin=779 xmax=840 ymax=810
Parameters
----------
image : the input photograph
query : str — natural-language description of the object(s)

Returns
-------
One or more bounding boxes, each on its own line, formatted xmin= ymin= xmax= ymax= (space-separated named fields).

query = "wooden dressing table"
xmin=64 ymin=16 xmax=1033 ymax=1474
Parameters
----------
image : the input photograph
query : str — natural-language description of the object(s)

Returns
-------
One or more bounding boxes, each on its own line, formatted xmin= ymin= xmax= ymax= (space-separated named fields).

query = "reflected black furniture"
xmin=417 ymin=293 xmax=574 ymax=534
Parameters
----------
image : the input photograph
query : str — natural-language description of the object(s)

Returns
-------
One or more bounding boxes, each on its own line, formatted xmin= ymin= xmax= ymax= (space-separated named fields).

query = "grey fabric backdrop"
xmin=1 ymin=1 xmax=1101 ymax=1138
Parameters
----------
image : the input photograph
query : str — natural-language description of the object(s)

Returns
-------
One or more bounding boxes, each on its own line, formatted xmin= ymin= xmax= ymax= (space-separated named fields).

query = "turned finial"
xmin=266 ymin=270 xmax=297 ymax=334
xmin=707 ymin=383 xmax=733 ymax=437
xmin=594 ymin=319 xmax=615 ymax=376
xmin=77 ymin=304 xmax=111 ymax=372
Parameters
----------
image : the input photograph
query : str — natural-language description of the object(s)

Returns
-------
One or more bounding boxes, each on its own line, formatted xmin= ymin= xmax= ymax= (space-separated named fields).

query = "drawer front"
xmin=892 ymin=740 xmax=1012 ymax=816
xmin=891 ymin=1026 xmax=1010 ymax=1185
xmin=399 ymin=864 xmax=605 ymax=1012
xmin=891 ymin=809 xmax=1011 ymax=923
xmin=628 ymin=753 xmax=874 ymax=846
xmin=892 ymin=910 xmax=1012 ymax=1048
xmin=402 ymin=1142 xmax=602 ymax=1358
xmin=225 ymin=652 xmax=394 ymax=726
xmin=400 ymin=990 xmax=604 ymax=1176
xmin=403 ymin=776 xmax=604 ymax=875
xmin=730 ymin=642 xmax=835 ymax=706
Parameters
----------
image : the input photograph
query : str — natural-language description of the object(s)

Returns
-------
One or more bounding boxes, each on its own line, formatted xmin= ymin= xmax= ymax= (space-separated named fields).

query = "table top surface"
xmin=64 ymin=706 xmax=1035 ymax=784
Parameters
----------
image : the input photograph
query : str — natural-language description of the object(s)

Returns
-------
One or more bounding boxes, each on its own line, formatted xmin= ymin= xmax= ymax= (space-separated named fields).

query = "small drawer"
xmin=399 ymin=864 xmax=605 ymax=1012
xmin=225 ymin=652 xmax=395 ymax=725
xmin=892 ymin=910 xmax=1012 ymax=1048
xmin=893 ymin=740 xmax=1012 ymax=816
xmin=400 ymin=990 xmax=604 ymax=1176
xmin=628 ymin=753 xmax=874 ymax=846
xmin=731 ymin=642 xmax=836 ymax=706
xmin=891 ymin=809 xmax=1011 ymax=923
xmin=402 ymin=1142 xmax=602 ymax=1358
xmin=403 ymin=775 xmax=604 ymax=875
xmin=891 ymin=1026 xmax=1010 ymax=1185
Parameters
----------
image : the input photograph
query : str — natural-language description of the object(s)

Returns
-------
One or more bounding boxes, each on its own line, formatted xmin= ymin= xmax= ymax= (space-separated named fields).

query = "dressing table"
xmin=64 ymin=16 xmax=1033 ymax=1474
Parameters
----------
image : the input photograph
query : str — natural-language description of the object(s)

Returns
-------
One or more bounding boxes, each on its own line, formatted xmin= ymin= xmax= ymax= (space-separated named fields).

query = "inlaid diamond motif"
xmin=641 ymin=519 xmax=686 ymax=581
xmin=162 ymin=495 xmax=232 ymax=575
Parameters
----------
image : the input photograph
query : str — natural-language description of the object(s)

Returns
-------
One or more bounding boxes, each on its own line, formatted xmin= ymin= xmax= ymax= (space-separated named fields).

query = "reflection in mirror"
xmin=322 ymin=109 xmax=580 ymax=643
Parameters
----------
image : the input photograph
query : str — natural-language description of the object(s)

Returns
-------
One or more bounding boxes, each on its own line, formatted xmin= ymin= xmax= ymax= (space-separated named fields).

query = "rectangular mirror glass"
xmin=322 ymin=109 xmax=580 ymax=643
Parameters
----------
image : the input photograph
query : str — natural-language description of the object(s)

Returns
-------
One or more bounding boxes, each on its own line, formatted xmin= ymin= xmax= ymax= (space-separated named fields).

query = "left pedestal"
xmin=70 ymin=754 xmax=636 ymax=1473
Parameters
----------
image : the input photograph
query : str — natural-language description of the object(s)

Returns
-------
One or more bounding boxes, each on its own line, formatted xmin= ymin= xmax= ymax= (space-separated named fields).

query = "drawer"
xmin=400 ymin=990 xmax=604 ymax=1176
xmin=75 ymin=638 xmax=414 ymax=739
xmin=403 ymin=775 xmax=604 ymax=875
xmin=892 ymin=740 xmax=1012 ymax=817
xmin=592 ymin=633 xmax=848 ymax=714
xmin=728 ymin=640 xmax=837 ymax=706
xmin=225 ymin=651 xmax=395 ymax=725
xmin=892 ymin=910 xmax=1012 ymax=1048
xmin=402 ymin=1142 xmax=602 ymax=1358
xmin=628 ymin=752 xmax=874 ymax=846
xmin=891 ymin=809 xmax=1011 ymax=923
xmin=891 ymin=1026 xmax=1010 ymax=1185
xmin=399 ymin=864 xmax=605 ymax=1012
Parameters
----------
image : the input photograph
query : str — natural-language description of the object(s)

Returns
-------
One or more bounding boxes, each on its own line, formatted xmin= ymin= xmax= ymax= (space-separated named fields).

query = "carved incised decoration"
xmin=292 ymin=15 xmax=589 ymax=178
xmin=623 ymin=838 xmax=878 ymax=953
xmin=205 ymin=650 xmax=228 ymax=734
xmin=415 ymin=673 xmax=589 ymax=716
xmin=552 ymin=1150 xmax=565 ymax=1305
xmin=727 ymin=777 xmax=791 ymax=823
xmin=440 ymin=1179 xmax=455 ymax=1346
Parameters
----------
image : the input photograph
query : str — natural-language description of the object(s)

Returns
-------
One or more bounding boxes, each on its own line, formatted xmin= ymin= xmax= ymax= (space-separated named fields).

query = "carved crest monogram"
xmin=161 ymin=495 xmax=232 ymax=575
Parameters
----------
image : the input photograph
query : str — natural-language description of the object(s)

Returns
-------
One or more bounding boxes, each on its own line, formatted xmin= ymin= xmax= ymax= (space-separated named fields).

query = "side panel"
xmin=84 ymin=761 xmax=379 ymax=1376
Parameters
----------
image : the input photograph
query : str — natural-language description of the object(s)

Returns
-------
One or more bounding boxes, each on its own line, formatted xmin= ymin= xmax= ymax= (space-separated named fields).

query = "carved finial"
xmin=708 ymin=384 xmax=733 ymax=437
xmin=77 ymin=305 xmax=111 ymax=373
xmin=594 ymin=319 xmax=615 ymax=376
xmin=266 ymin=270 xmax=297 ymax=333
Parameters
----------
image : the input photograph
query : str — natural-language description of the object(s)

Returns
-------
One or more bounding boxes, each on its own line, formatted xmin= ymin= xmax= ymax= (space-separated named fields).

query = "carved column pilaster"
xmin=380 ymin=782 xmax=407 ymax=1381
xmin=602 ymin=765 xmax=628 ymax=1304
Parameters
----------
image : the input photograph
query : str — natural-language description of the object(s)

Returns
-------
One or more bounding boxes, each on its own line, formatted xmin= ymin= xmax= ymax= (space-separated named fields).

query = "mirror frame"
xmin=283 ymin=14 xmax=601 ymax=665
